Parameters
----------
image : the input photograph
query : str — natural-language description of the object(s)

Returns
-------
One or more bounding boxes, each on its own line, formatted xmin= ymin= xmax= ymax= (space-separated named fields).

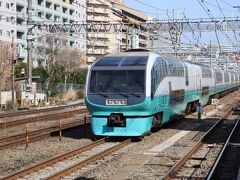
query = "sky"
xmin=125 ymin=0 xmax=240 ymax=20
xmin=125 ymin=0 xmax=240 ymax=48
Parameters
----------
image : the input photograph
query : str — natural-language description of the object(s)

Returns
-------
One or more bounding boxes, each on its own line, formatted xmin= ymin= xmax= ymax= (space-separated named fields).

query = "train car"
xmin=85 ymin=49 xmax=240 ymax=137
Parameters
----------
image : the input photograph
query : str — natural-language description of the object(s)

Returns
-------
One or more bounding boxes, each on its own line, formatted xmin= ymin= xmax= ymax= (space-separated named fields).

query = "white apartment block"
xmin=0 ymin=0 xmax=16 ymax=49
xmin=16 ymin=0 xmax=86 ymax=66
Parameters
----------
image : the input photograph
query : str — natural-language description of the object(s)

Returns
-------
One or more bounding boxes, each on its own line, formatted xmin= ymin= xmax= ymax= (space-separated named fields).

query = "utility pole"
xmin=11 ymin=37 xmax=15 ymax=110
xmin=209 ymin=40 xmax=212 ymax=67
xmin=27 ymin=0 xmax=33 ymax=92
xmin=126 ymin=26 xmax=129 ymax=50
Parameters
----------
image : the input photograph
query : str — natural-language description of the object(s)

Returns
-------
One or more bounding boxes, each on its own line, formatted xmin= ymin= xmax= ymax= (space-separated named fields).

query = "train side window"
xmin=215 ymin=70 xmax=223 ymax=83
xmin=201 ymin=66 xmax=212 ymax=78
xmin=170 ymin=89 xmax=185 ymax=106
xmin=224 ymin=72 xmax=229 ymax=82
xmin=202 ymin=86 xmax=209 ymax=96
xmin=151 ymin=57 xmax=167 ymax=97
xmin=231 ymin=74 xmax=234 ymax=82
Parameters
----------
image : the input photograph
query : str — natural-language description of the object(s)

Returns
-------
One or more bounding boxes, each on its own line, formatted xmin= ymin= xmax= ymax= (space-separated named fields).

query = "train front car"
xmin=85 ymin=51 xmax=156 ymax=136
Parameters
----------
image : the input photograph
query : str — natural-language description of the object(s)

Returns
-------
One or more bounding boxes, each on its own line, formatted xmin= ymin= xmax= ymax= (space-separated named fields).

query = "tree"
xmin=35 ymin=34 xmax=68 ymax=94
xmin=56 ymin=47 xmax=85 ymax=92
xmin=68 ymin=68 xmax=88 ymax=85
xmin=15 ymin=62 xmax=27 ymax=78
xmin=34 ymin=34 xmax=87 ymax=96
xmin=0 ymin=40 xmax=12 ymax=90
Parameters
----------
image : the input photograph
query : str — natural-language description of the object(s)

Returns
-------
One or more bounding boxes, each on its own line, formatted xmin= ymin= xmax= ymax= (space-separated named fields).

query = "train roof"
xmin=104 ymin=51 xmax=152 ymax=57
xmin=93 ymin=50 xmax=236 ymax=74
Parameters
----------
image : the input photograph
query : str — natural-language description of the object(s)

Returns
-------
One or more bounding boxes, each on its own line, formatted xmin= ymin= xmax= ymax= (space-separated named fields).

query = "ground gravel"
xmin=1 ymin=91 xmax=239 ymax=179
xmin=0 ymin=125 xmax=94 ymax=178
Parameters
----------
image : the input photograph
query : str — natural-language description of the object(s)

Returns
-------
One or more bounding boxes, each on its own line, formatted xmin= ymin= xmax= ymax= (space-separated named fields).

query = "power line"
xmin=129 ymin=0 xmax=166 ymax=12
xmin=203 ymin=0 xmax=235 ymax=12
xmin=197 ymin=0 xmax=240 ymax=52
xmin=215 ymin=0 xmax=226 ymax=17
xmin=219 ymin=0 xmax=235 ymax=7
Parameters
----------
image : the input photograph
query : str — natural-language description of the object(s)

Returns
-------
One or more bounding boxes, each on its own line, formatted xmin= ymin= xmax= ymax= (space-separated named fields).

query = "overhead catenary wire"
xmin=197 ymin=0 xmax=240 ymax=52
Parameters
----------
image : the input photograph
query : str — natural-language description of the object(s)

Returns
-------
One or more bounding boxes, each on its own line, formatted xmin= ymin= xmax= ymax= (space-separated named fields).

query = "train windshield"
xmin=89 ymin=70 xmax=145 ymax=94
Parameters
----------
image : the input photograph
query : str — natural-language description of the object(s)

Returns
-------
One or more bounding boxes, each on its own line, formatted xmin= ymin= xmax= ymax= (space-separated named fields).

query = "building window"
xmin=6 ymin=3 xmax=10 ymax=9
xmin=0 ymin=1 xmax=2 ymax=7
xmin=62 ymin=7 xmax=68 ymax=13
xmin=7 ymin=30 xmax=11 ymax=37
xmin=6 ymin=17 xmax=11 ymax=22
xmin=0 ymin=30 xmax=2 ymax=36
xmin=46 ymin=1 xmax=52 ymax=8
xmin=38 ymin=12 xmax=42 ymax=17
xmin=38 ymin=0 xmax=43 ymax=5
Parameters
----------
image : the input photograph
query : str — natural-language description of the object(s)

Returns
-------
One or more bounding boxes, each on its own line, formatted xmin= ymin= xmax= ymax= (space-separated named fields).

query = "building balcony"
xmin=87 ymin=1 xmax=108 ymax=7
xmin=87 ymin=16 xmax=108 ymax=22
xmin=16 ymin=0 xmax=27 ymax=6
xmin=87 ymin=8 xmax=108 ymax=15
xmin=18 ymin=48 xmax=27 ymax=59
xmin=87 ymin=56 xmax=96 ymax=63
xmin=87 ymin=33 xmax=108 ymax=39
xmin=139 ymin=31 xmax=148 ymax=37
xmin=87 ymin=49 xmax=109 ymax=55
xmin=16 ymin=38 xmax=26 ymax=46
xmin=17 ymin=25 xmax=27 ymax=32
xmin=139 ymin=40 xmax=147 ymax=45
xmin=87 ymin=41 xmax=109 ymax=47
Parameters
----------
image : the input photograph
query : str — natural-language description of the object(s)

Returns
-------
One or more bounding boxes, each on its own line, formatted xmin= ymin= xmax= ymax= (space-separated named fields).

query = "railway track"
xmin=2 ymin=138 xmax=132 ymax=180
xmin=0 ymin=102 xmax=83 ymax=119
xmin=0 ymin=108 xmax=88 ymax=130
xmin=0 ymin=114 xmax=90 ymax=150
xmin=207 ymin=115 xmax=240 ymax=179
xmin=163 ymin=102 xmax=240 ymax=179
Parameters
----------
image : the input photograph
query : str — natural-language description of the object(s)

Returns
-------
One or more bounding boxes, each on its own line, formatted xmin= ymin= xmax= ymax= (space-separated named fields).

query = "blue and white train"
xmin=85 ymin=49 xmax=240 ymax=136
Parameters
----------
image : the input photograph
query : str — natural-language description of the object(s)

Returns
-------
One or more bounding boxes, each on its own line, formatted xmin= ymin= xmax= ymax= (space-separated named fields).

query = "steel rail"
xmin=46 ymin=138 xmax=132 ymax=180
xmin=163 ymin=100 xmax=239 ymax=180
xmin=2 ymin=138 xmax=108 ymax=180
xmin=0 ymin=115 xmax=90 ymax=149
xmin=206 ymin=116 xmax=240 ymax=180
xmin=0 ymin=109 xmax=88 ymax=129
xmin=0 ymin=102 xmax=83 ymax=119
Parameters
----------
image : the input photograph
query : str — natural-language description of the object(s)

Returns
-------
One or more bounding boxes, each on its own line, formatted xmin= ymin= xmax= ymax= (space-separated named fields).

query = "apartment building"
xmin=16 ymin=0 xmax=86 ymax=66
xmin=86 ymin=0 xmax=122 ymax=63
xmin=86 ymin=0 xmax=148 ymax=63
xmin=111 ymin=1 xmax=148 ymax=50
xmin=0 ymin=0 xmax=16 ymax=90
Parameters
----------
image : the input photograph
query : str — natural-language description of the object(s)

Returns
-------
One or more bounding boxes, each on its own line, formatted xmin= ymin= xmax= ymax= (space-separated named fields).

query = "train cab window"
xmin=89 ymin=70 xmax=145 ymax=94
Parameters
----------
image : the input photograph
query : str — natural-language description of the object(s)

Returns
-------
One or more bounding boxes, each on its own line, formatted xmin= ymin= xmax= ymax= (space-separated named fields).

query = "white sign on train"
xmin=211 ymin=99 xmax=219 ymax=105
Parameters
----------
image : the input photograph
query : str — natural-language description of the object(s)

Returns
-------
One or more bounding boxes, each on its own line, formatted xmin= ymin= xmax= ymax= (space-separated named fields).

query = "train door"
xmin=213 ymin=70 xmax=216 ymax=93
xmin=195 ymin=67 xmax=201 ymax=96
xmin=168 ymin=81 xmax=172 ymax=106
xmin=194 ymin=67 xmax=197 ymax=95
